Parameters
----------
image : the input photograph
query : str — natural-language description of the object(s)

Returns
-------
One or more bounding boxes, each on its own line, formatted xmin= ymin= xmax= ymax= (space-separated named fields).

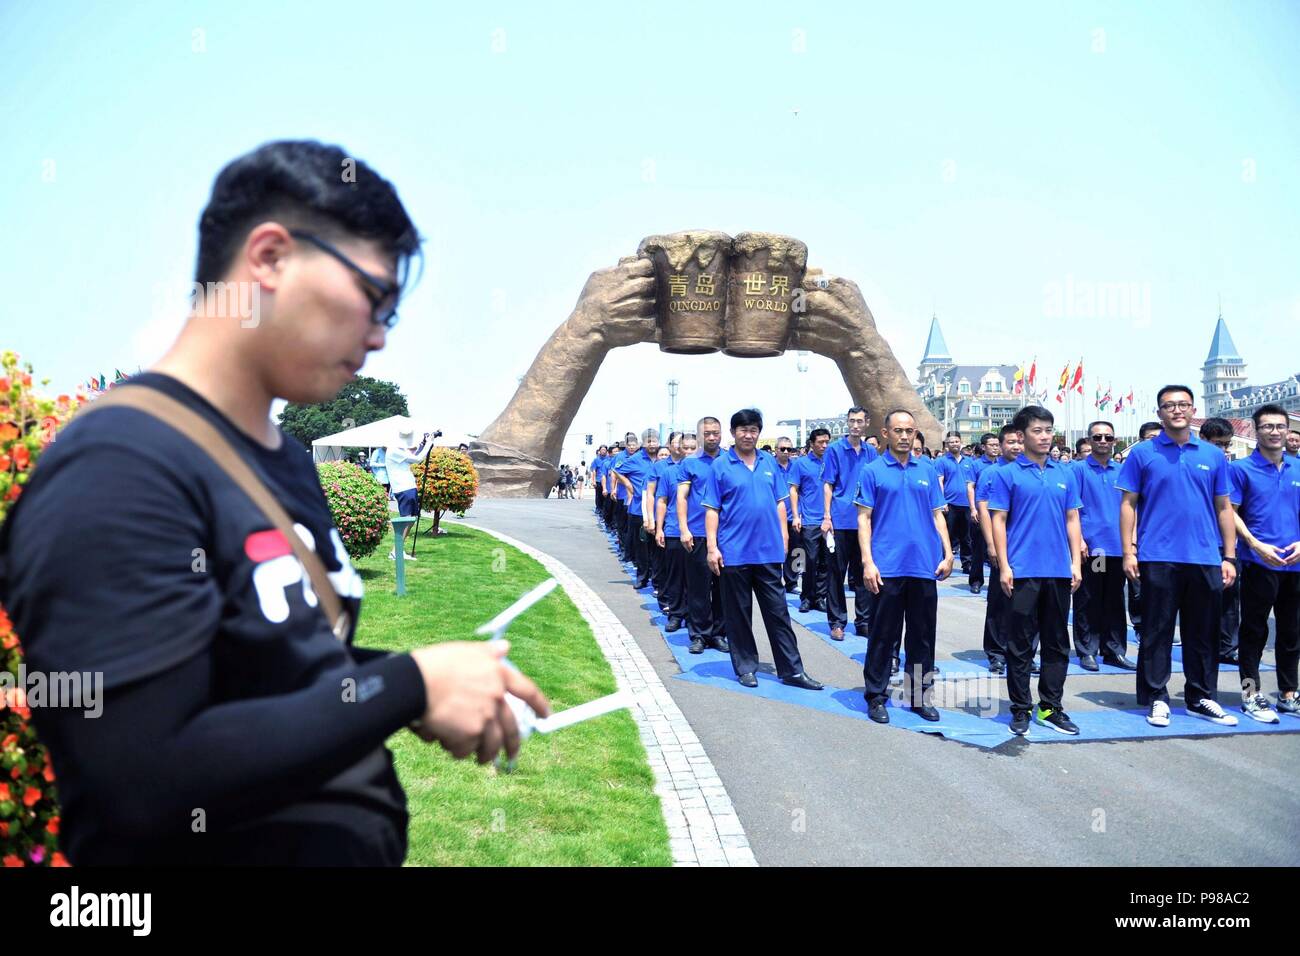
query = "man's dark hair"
xmin=1156 ymin=384 xmax=1194 ymax=406
xmin=1199 ymin=417 xmax=1233 ymax=442
xmin=914 ymin=430 xmax=925 ymax=447
xmin=1012 ymin=405 xmax=1054 ymax=432
xmin=978 ymin=432 xmax=997 ymax=448
xmin=998 ymin=424 xmax=1021 ymax=442
xmin=945 ymin=430 xmax=962 ymax=441
xmin=1075 ymin=437 xmax=1091 ymax=454
xmin=730 ymin=408 xmax=763 ymax=431
xmin=760 ymin=444 xmax=773 ymax=452
xmin=1087 ymin=420 xmax=1114 ymax=436
xmin=1252 ymin=404 xmax=1288 ymax=429
xmin=847 ymin=406 xmax=867 ymax=418
xmin=1139 ymin=421 xmax=1162 ymax=440
xmin=807 ymin=428 xmax=831 ymax=448
xmin=882 ymin=408 xmax=914 ymax=428
xmin=195 ymin=141 xmax=422 ymax=289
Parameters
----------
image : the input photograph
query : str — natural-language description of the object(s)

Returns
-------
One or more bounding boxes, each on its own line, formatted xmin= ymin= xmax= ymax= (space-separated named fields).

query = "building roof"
xmin=929 ymin=364 xmax=1019 ymax=386
xmin=919 ymin=315 xmax=952 ymax=365
xmin=1204 ymin=315 xmax=1242 ymax=366
xmin=1228 ymin=373 xmax=1300 ymax=400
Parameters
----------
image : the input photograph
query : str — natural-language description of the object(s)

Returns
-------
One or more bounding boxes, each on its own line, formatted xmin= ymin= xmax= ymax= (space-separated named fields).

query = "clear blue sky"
xmin=3 ymin=1 xmax=1297 ymax=457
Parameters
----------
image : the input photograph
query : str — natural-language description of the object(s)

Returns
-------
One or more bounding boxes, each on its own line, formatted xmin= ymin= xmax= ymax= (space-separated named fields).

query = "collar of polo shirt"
xmin=882 ymin=449 xmax=913 ymax=467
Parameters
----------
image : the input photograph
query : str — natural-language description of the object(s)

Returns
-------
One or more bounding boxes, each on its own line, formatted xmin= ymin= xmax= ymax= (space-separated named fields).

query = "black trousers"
xmin=1128 ymin=577 xmax=1142 ymax=634
xmin=649 ymin=533 xmax=665 ymax=594
xmin=661 ymin=538 xmax=689 ymax=621
xmin=614 ymin=500 xmax=628 ymax=556
xmin=864 ymin=577 xmax=937 ymax=706
xmin=719 ymin=563 xmax=805 ymax=680
xmin=1007 ymin=577 xmax=1071 ymax=713
xmin=797 ymin=526 xmax=829 ymax=606
xmin=1220 ymin=558 xmax=1240 ymax=658
xmin=1239 ymin=562 xmax=1300 ymax=696
xmin=630 ymin=518 xmax=650 ymax=582
xmin=968 ymin=517 xmax=987 ymax=588
xmin=827 ymin=528 xmax=874 ymax=632
xmin=1136 ymin=562 xmax=1223 ymax=706
xmin=1075 ymin=557 xmax=1129 ymax=661
xmin=684 ymin=538 xmax=725 ymax=641
xmin=945 ymin=506 xmax=972 ymax=567
xmin=783 ymin=523 xmax=798 ymax=589
xmin=985 ymin=576 xmax=1040 ymax=666
xmin=594 ymin=483 xmax=604 ymax=515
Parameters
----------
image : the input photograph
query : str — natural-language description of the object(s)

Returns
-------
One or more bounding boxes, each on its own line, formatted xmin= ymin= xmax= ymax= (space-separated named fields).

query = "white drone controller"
xmin=475 ymin=578 xmax=633 ymax=772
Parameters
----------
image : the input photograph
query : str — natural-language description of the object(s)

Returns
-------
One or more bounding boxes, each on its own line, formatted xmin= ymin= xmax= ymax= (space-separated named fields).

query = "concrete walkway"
xmin=460 ymin=498 xmax=1300 ymax=866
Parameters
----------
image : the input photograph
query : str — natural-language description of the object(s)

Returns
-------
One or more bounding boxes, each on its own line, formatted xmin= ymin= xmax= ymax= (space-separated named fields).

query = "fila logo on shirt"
xmin=244 ymin=523 xmax=364 ymax=626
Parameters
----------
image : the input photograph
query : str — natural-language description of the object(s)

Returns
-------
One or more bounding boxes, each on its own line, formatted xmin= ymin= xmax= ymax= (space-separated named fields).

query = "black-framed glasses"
xmin=1090 ymin=434 xmax=1116 ymax=442
xmin=290 ymin=230 xmax=401 ymax=329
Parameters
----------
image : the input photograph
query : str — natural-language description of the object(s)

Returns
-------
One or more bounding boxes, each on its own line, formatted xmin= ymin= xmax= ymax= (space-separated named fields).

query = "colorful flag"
xmin=1028 ymin=358 xmax=1037 ymax=389
xmin=1100 ymin=383 xmax=1113 ymax=408
xmin=1013 ymin=364 xmax=1025 ymax=395
xmin=1055 ymin=362 xmax=1070 ymax=403
xmin=1071 ymin=359 xmax=1084 ymax=395
xmin=1094 ymin=385 xmax=1103 ymax=409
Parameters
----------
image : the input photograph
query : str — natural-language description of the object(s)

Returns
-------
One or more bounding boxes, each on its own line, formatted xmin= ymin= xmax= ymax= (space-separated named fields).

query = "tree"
xmin=278 ymin=376 xmax=409 ymax=447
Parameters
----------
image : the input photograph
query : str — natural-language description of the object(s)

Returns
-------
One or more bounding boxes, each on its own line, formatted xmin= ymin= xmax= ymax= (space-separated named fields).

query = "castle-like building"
xmin=1201 ymin=314 xmax=1300 ymax=418
xmin=914 ymin=316 xmax=1027 ymax=443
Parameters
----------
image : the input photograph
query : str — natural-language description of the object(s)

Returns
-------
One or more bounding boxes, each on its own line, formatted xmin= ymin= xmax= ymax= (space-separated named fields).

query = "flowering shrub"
xmin=1 ymin=350 xmax=81 ymax=867
xmin=411 ymin=449 xmax=478 ymax=532
xmin=317 ymin=460 xmax=390 ymax=559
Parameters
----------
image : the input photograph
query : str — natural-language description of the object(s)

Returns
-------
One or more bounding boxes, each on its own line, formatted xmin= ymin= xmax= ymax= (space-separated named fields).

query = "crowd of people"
xmin=584 ymin=390 xmax=1300 ymax=737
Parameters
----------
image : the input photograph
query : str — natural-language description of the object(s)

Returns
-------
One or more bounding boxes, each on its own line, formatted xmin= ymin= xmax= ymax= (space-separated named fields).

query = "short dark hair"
xmin=882 ymin=408 xmax=914 ymax=428
xmin=1252 ymin=404 xmax=1288 ymax=429
xmin=978 ymin=432 xmax=997 ymax=447
xmin=697 ymin=416 xmax=721 ymax=431
xmin=1139 ymin=421 xmax=1162 ymax=439
xmin=731 ymin=408 xmax=763 ymax=431
xmin=944 ymin=430 xmax=961 ymax=441
xmin=846 ymin=406 xmax=868 ymax=419
xmin=1012 ymin=405 xmax=1054 ymax=432
xmin=1086 ymin=420 xmax=1114 ymax=436
xmin=998 ymin=424 xmax=1022 ymax=441
xmin=914 ymin=430 xmax=925 ymax=447
xmin=1199 ymin=417 xmax=1233 ymax=442
xmin=1156 ymin=384 xmax=1194 ymax=406
xmin=1075 ymin=437 xmax=1091 ymax=453
xmin=195 ymin=140 xmax=421 ymax=288
xmin=807 ymin=428 xmax=831 ymax=447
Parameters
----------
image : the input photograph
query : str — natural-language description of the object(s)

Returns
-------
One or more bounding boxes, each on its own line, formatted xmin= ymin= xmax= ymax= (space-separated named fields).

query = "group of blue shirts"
xmin=589 ymin=435 xmax=1300 ymax=580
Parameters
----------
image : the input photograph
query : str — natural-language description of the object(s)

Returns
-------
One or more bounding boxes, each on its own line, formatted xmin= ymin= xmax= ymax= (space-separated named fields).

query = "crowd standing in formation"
xmin=583 ymin=389 xmax=1300 ymax=736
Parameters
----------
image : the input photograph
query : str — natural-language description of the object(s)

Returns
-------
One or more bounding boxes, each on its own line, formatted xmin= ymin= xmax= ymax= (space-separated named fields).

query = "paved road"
xmin=461 ymin=498 xmax=1300 ymax=866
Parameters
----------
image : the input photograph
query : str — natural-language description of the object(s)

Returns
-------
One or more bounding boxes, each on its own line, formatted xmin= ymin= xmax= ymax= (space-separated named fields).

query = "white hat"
xmin=396 ymin=421 xmax=418 ymax=445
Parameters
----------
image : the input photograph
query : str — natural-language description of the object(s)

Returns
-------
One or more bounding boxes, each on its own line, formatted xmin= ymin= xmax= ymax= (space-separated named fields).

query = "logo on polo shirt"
xmin=917 ymin=479 xmax=929 ymax=486
xmin=1056 ymin=483 xmax=1067 ymax=489
xmin=1197 ymin=464 xmax=1210 ymax=471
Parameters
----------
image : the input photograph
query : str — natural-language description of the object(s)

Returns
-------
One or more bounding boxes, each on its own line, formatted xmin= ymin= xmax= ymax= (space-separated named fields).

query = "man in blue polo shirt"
xmin=820 ymin=406 xmax=879 ymax=641
xmin=936 ymin=431 xmax=976 ymax=574
xmin=989 ymin=405 xmax=1083 ymax=736
xmin=1071 ymin=420 xmax=1137 ymax=672
xmin=773 ymin=437 xmax=799 ymax=593
xmin=856 ymin=409 xmax=953 ymax=723
xmin=975 ymin=424 xmax=1035 ymax=675
xmin=704 ymin=408 xmax=823 ymax=691
xmin=650 ymin=432 xmax=686 ymax=626
xmin=597 ymin=443 xmax=617 ymax=530
xmin=590 ymin=445 xmax=608 ymax=520
xmin=676 ymin=417 xmax=729 ymax=655
xmin=1119 ymin=385 xmax=1239 ymax=728
xmin=964 ymin=432 xmax=1000 ymax=595
xmin=1230 ymin=404 xmax=1300 ymax=721
xmin=614 ymin=428 xmax=660 ymax=589
xmin=1286 ymin=429 xmax=1300 ymax=460
xmin=609 ymin=435 xmax=635 ymax=560
xmin=655 ymin=433 xmax=697 ymax=633
xmin=789 ymin=428 xmax=832 ymax=614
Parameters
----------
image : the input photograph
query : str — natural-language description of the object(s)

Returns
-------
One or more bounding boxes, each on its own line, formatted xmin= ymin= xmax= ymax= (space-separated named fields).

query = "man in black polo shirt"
xmin=0 ymin=141 xmax=556 ymax=865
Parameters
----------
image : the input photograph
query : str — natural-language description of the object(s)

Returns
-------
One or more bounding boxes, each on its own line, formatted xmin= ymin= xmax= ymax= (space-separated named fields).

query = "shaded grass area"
xmin=352 ymin=521 xmax=670 ymax=866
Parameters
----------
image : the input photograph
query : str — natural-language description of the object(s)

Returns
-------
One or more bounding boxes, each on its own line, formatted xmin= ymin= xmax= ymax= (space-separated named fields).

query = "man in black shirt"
xmin=0 ymin=141 xmax=560 ymax=865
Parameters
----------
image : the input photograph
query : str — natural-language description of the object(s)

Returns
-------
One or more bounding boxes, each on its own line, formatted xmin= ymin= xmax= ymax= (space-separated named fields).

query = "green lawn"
xmin=351 ymin=521 xmax=671 ymax=866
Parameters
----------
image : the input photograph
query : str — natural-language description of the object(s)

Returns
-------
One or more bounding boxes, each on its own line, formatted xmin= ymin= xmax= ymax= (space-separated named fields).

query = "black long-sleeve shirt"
xmin=0 ymin=373 xmax=426 ymax=865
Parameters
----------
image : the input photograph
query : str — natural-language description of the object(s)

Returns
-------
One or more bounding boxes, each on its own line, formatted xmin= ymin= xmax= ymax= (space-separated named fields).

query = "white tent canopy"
xmin=310 ymin=415 xmax=474 ymax=462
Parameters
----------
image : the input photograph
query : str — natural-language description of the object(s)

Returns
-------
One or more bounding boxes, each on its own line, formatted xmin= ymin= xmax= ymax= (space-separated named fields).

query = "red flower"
xmin=0 ymin=782 xmax=9 ymax=800
xmin=12 ymin=446 xmax=30 ymax=470
xmin=23 ymin=786 xmax=41 ymax=806
xmin=42 ymin=763 xmax=55 ymax=783
xmin=51 ymin=852 xmax=70 ymax=867
xmin=2 ymin=855 xmax=24 ymax=867
xmin=46 ymin=816 xmax=60 ymax=835
xmin=1 ymin=733 xmax=17 ymax=750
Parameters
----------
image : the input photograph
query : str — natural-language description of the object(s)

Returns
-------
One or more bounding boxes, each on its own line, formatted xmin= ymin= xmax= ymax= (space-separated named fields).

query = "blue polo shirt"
xmin=988 ymin=455 xmax=1082 ymax=579
xmin=1230 ymin=451 xmax=1300 ymax=573
xmin=935 ymin=453 xmax=976 ymax=509
xmin=702 ymin=448 xmax=789 ymax=566
xmin=1116 ymin=432 xmax=1232 ymax=566
xmin=854 ymin=451 xmax=946 ymax=578
xmin=776 ymin=459 xmax=794 ymax=521
xmin=609 ymin=450 xmax=629 ymax=501
xmin=676 ymin=449 xmax=721 ymax=537
xmin=789 ymin=451 xmax=827 ymax=524
xmin=615 ymin=448 xmax=657 ymax=516
xmin=651 ymin=458 xmax=683 ymax=536
xmin=821 ymin=437 xmax=879 ymax=530
xmin=1072 ymin=455 xmax=1124 ymax=558
xmin=975 ymin=458 xmax=1012 ymax=505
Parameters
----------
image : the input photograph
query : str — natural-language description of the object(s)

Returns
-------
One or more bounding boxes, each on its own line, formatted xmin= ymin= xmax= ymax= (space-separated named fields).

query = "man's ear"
xmin=243 ymin=222 xmax=294 ymax=292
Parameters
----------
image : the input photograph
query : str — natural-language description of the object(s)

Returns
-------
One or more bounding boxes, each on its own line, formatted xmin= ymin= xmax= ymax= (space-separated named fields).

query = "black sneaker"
xmin=1186 ymin=698 xmax=1238 ymax=726
xmin=1009 ymin=711 xmax=1030 ymax=736
xmin=1034 ymin=705 xmax=1079 ymax=735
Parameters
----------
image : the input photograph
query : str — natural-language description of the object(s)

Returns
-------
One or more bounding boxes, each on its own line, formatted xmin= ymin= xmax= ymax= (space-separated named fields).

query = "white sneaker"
xmin=1241 ymin=694 xmax=1279 ymax=724
xmin=1146 ymin=700 xmax=1171 ymax=727
xmin=1186 ymin=698 xmax=1238 ymax=726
